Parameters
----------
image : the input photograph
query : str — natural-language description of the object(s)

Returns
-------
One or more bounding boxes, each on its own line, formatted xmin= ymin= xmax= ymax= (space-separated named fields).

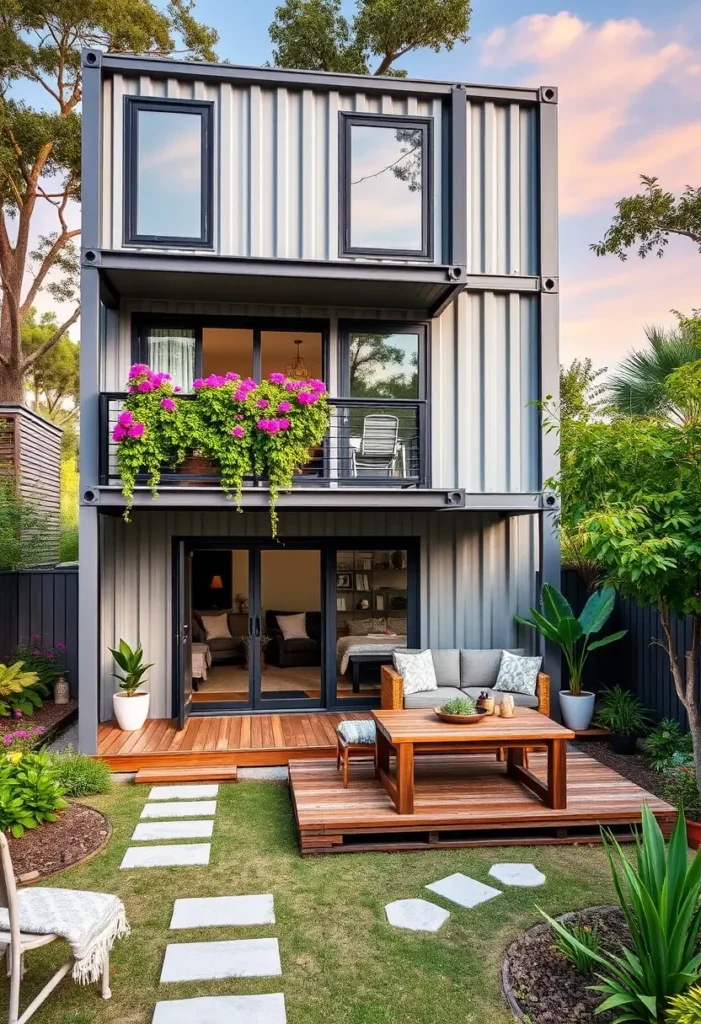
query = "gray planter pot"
xmin=559 ymin=690 xmax=595 ymax=731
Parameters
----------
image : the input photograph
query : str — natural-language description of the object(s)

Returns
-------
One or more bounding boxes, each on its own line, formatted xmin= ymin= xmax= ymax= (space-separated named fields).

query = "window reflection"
xmin=348 ymin=332 xmax=419 ymax=399
xmin=137 ymin=109 xmax=203 ymax=239
xmin=349 ymin=124 xmax=425 ymax=252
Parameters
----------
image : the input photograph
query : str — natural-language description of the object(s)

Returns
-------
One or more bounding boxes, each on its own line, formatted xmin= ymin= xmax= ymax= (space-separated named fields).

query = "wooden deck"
xmin=289 ymin=750 xmax=677 ymax=854
xmin=97 ymin=712 xmax=369 ymax=771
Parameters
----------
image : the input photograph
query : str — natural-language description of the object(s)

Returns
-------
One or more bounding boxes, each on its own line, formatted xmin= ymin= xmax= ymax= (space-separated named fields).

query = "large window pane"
xmin=348 ymin=331 xmax=419 ymax=399
xmin=348 ymin=123 xmax=426 ymax=253
xmin=202 ymin=328 xmax=254 ymax=380
xmin=261 ymin=331 xmax=323 ymax=382
xmin=146 ymin=328 xmax=195 ymax=392
xmin=136 ymin=109 xmax=203 ymax=239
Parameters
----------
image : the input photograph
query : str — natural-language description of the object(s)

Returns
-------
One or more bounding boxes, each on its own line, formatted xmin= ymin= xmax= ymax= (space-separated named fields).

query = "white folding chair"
xmin=351 ymin=414 xmax=403 ymax=476
xmin=0 ymin=832 xmax=111 ymax=1024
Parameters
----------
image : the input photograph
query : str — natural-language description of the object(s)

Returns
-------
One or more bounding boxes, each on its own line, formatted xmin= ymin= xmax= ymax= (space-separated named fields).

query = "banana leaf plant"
xmin=108 ymin=639 xmax=153 ymax=697
xmin=516 ymin=583 xmax=626 ymax=696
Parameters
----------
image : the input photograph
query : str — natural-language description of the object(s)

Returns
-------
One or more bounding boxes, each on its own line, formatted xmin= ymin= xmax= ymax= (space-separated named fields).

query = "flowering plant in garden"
xmin=115 ymin=366 xmax=330 ymax=536
xmin=114 ymin=365 xmax=189 ymax=517
xmin=13 ymin=636 xmax=65 ymax=687
xmin=1 ymin=726 xmax=44 ymax=752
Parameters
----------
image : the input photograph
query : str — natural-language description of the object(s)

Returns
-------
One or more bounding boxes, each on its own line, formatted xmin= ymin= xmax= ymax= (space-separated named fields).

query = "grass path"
xmin=0 ymin=781 xmax=622 ymax=1024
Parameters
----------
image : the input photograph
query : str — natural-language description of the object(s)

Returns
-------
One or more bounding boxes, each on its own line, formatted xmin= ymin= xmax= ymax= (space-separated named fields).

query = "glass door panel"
xmin=258 ymin=548 xmax=322 ymax=704
xmin=335 ymin=548 xmax=408 ymax=702
xmin=190 ymin=548 xmax=251 ymax=706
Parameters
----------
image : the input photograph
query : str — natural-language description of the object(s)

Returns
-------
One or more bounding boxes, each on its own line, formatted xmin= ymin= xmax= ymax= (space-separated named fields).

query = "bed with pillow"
xmin=336 ymin=617 xmax=407 ymax=675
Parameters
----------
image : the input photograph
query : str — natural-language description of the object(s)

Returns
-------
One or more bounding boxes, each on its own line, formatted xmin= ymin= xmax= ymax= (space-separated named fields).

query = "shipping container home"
xmin=78 ymin=50 xmax=560 ymax=760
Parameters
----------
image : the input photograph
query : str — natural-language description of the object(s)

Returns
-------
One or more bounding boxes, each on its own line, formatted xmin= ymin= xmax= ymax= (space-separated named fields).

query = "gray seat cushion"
xmin=462 ymin=686 xmax=539 ymax=709
xmin=403 ymin=686 xmax=463 ymax=709
xmin=398 ymin=649 xmax=460 ymax=687
xmin=459 ymin=648 xmax=525 ymax=689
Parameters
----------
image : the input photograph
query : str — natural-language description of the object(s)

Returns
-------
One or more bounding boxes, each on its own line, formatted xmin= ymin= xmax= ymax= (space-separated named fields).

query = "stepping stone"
xmin=425 ymin=872 xmax=502 ymax=909
xmin=152 ymin=993 xmax=286 ymax=1024
xmin=489 ymin=863 xmax=546 ymax=887
xmin=141 ymin=800 xmax=217 ymax=819
xmin=385 ymin=898 xmax=450 ymax=932
xmin=121 ymin=844 xmax=211 ymax=869
xmin=132 ymin=820 xmax=214 ymax=842
xmin=148 ymin=784 xmax=219 ymax=800
xmin=171 ymin=894 xmax=275 ymax=929
xmin=160 ymin=938 xmax=282 ymax=982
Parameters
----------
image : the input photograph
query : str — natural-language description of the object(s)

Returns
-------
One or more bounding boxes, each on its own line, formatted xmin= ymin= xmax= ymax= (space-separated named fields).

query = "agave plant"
xmin=515 ymin=584 xmax=626 ymax=695
xmin=542 ymin=805 xmax=701 ymax=1023
xmin=0 ymin=661 xmax=41 ymax=717
xmin=108 ymin=639 xmax=153 ymax=697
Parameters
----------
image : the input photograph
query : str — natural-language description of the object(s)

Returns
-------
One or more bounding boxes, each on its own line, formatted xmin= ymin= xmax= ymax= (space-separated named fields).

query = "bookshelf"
xmin=335 ymin=549 xmax=408 ymax=621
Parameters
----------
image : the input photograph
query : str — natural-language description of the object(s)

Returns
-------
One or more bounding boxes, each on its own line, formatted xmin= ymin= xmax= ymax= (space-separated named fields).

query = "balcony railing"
xmin=98 ymin=393 xmax=428 ymax=489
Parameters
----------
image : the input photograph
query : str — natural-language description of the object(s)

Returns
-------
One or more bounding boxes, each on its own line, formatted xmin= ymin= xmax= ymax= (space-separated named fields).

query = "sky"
xmin=15 ymin=0 xmax=701 ymax=372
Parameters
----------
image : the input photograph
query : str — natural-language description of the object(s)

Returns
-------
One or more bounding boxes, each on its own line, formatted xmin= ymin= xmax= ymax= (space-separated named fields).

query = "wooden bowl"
xmin=433 ymin=706 xmax=489 ymax=725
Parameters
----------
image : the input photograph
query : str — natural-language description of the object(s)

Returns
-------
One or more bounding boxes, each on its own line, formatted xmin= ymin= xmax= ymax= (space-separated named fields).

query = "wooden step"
xmin=573 ymin=726 xmax=610 ymax=740
xmin=134 ymin=764 xmax=238 ymax=784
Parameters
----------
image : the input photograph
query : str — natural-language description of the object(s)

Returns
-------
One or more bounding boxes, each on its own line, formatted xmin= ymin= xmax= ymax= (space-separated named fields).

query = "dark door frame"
xmin=172 ymin=535 xmax=420 ymax=718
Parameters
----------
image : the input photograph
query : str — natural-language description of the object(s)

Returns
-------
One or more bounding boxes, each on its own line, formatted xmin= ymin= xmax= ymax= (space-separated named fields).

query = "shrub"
xmin=13 ymin=636 xmax=65 ymax=688
xmin=642 ymin=718 xmax=693 ymax=771
xmin=594 ymin=685 xmax=650 ymax=736
xmin=0 ymin=750 xmax=68 ymax=837
xmin=1 ymin=726 xmax=45 ymax=752
xmin=667 ymin=986 xmax=701 ymax=1024
xmin=541 ymin=805 xmax=701 ymax=1023
xmin=551 ymin=919 xmax=601 ymax=977
xmin=663 ymin=762 xmax=701 ymax=818
xmin=0 ymin=661 xmax=43 ymax=717
xmin=52 ymin=747 xmax=112 ymax=797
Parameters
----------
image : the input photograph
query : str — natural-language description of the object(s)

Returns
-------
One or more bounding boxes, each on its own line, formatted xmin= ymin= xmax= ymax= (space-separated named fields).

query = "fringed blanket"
xmin=0 ymin=888 xmax=130 ymax=983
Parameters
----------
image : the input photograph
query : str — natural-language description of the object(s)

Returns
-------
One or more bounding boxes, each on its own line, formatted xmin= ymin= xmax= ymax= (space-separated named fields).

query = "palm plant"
xmin=606 ymin=323 xmax=701 ymax=422
xmin=515 ymin=584 xmax=626 ymax=696
xmin=542 ymin=806 xmax=701 ymax=1023
xmin=108 ymin=639 xmax=153 ymax=696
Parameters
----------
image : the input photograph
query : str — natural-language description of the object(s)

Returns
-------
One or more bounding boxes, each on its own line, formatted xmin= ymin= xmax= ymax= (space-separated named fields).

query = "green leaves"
xmin=109 ymin=639 xmax=153 ymax=696
xmin=578 ymin=587 xmax=615 ymax=635
xmin=0 ymin=751 xmax=68 ymax=838
xmin=541 ymin=806 xmax=701 ymax=1024
xmin=0 ymin=660 xmax=43 ymax=717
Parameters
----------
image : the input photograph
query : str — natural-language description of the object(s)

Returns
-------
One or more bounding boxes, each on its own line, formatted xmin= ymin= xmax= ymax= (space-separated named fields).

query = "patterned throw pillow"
xmin=387 ymin=617 xmax=407 ymax=635
xmin=346 ymin=618 xmax=387 ymax=636
xmin=494 ymin=650 xmax=542 ymax=696
xmin=338 ymin=720 xmax=377 ymax=745
xmin=393 ymin=649 xmax=438 ymax=696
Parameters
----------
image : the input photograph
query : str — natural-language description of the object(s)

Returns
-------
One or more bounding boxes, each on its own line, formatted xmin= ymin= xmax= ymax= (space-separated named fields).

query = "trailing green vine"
xmin=115 ymin=366 xmax=330 ymax=535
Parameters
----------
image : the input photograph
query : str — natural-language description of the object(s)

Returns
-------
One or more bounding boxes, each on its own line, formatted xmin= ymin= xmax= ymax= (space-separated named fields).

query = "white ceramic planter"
xmin=559 ymin=690 xmax=595 ymax=732
xmin=113 ymin=691 xmax=150 ymax=731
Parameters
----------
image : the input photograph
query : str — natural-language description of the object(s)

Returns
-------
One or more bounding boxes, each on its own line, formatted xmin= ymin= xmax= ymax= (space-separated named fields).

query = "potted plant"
xmin=516 ymin=583 xmax=627 ymax=731
xmin=239 ymin=635 xmax=271 ymax=671
xmin=594 ymin=685 xmax=650 ymax=754
xmin=109 ymin=639 xmax=153 ymax=731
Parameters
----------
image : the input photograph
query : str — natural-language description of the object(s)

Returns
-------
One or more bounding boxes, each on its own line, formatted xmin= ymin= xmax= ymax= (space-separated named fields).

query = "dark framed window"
xmin=124 ymin=97 xmax=214 ymax=249
xmin=340 ymin=321 xmax=428 ymax=400
xmin=340 ymin=114 xmax=433 ymax=260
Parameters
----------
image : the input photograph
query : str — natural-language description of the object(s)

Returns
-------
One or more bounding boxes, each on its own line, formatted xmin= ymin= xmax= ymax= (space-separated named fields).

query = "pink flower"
xmin=277 ymin=401 xmax=291 ymax=413
xmin=129 ymin=422 xmax=145 ymax=439
xmin=278 ymin=418 xmax=291 ymax=430
xmin=285 ymin=379 xmax=305 ymax=391
xmin=266 ymin=419 xmax=281 ymax=434
xmin=297 ymin=391 xmax=319 ymax=405
xmin=32 ymin=635 xmax=40 ymax=640
xmin=233 ymin=389 xmax=247 ymax=401
xmin=128 ymin=385 xmax=137 ymax=394
xmin=112 ymin=424 xmax=127 ymax=443
xmin=117 ymin=410 xmax=134 ymax=428
xmin=174 ymin=385 xmax=182 ymax=393
xmin=128 ymin=363 xmax=149 ymax=379
xmin=257 ymin=419 xmax=270 ymax=431
xmin=231 ymin=426 xmax=245 ymax=438
xmin=46 ymin=652 xmax=54 ymax=659
xmin=137 ymin=380 xmax=155 ymax=393
xmin=241 ymin=378 xmax=258 ymax=391
xmin=193 ymin=378 xmax=205 ymax=390
xmin=269 ymin=372 xmax=285 ymax=384
xmin=32 ymin=649 xmax=40 ymax=656
xmin=160 ymin=398 xmax=176 ymax=412
xmin=256 ymin=399 xmax=269 ymax=409
xmin=308 ymin=379 xmax=326 ymax=394
xmin=204 ymin=374 xmax=225 ymax=388
xmin=56 ymin=642 xmax=65 ymax=651
xmin=225 ymin=372 xmax=240 ymax=381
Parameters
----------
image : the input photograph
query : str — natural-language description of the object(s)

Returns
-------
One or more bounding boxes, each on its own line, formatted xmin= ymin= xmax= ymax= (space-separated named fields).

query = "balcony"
xmin=98 ymin=393 xmax=428 ymax=491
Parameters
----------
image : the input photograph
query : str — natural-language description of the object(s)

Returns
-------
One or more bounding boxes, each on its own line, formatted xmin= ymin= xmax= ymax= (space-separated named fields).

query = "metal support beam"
xmin=537 ymin=88 xmax=562 ymax=710
xmin=449 ymin=87 xmax=468 ymax=269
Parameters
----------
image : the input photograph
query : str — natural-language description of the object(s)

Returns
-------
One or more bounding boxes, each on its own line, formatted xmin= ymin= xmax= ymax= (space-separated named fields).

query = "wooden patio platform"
xmin=289 ymin=750 xmax=677 ymax=854
xmin=97 ymin=712 xmax=369 ymax=771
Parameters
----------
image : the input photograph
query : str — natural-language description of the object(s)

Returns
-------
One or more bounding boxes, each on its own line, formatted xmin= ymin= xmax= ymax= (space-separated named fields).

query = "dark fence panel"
xmin=0 ymin=569 xmax=79 ymax=697
xmin=561 ymin=568 xmax=697 ymax=727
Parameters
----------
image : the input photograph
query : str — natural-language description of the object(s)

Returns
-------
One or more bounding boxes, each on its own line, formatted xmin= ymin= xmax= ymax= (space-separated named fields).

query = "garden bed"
xmin=573 ymin=739 xmax=666 ymax=801
xmin=7 ymin=802 xmax=110 ymax=881
xmin=503 ymin=905 xmax=629 ymax=1023
xmin=0 ymin=699 xmax=78 ymax=743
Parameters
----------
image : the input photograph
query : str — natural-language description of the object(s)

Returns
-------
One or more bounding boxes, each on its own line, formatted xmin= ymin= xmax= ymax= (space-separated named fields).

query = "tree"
xmin=559 ymin=357 xmax=609 ymax=423
xmin=0 ymin=2 xmax=218 ymax=405
xmin=349 ymin=333 xmax=417 ymax=397
xmin=592 ymin=175 xmax=701 ymax=261
xmin=22 ymin=309 xmax=78 ymax=423
xmin=269 ymin=0 xmax=471 ymax=77
xmin=605 ymin=322 xmax=701 ymax=422
xmin=555 ymin=361 xmax=701 ymax=792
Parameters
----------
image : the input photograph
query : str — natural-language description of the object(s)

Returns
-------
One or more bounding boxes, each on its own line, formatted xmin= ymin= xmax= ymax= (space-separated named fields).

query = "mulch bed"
xmin=0 ymin=699 xmax=78 ymax=741
xmin=7 ymin=802 xmax=110 ymax=882
xmin=503 ymin=906 xmax=630 ymax=1023
xmin=574 ymin=740 xmax=667 ymax=801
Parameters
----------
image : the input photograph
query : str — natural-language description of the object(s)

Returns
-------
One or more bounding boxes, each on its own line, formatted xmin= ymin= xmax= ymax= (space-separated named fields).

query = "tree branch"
xmin=20 ymin=226 xmax=80 ymax=317
xmin=20 ymin=306 xmax=80 ymax=372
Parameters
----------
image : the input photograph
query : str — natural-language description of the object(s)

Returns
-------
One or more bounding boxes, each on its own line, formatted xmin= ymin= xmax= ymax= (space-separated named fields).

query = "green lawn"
xmin=0 ymin=781 xmax=623 ymax=1024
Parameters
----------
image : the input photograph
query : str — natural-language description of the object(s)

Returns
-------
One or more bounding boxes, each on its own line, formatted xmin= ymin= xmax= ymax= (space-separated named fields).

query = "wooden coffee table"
xmin=372 ymin=707 xmax=575 ymax=815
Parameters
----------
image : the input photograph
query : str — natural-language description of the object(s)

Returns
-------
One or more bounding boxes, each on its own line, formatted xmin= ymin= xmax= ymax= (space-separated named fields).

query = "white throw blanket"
xmin=337 ymin=637 xmax=407 ymax=675
xmin=0 ymin=888 xmax=130 ymax=983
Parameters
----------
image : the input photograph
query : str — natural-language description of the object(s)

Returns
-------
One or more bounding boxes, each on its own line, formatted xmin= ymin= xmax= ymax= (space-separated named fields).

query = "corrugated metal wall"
xmin=99 ymin=509 xmax=539 ymax=720
xmin=432 ymin=291 xmax=539 ymax=491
